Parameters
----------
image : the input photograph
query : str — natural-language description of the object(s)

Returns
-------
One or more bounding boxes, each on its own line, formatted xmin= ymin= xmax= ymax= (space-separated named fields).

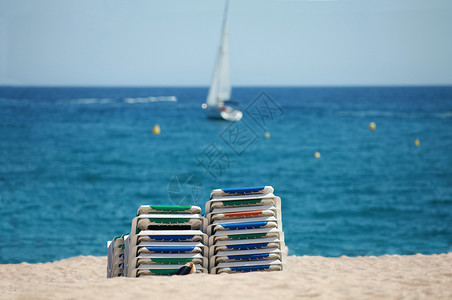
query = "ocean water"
xmin=0 ymin=86 xmax=451 ymax=264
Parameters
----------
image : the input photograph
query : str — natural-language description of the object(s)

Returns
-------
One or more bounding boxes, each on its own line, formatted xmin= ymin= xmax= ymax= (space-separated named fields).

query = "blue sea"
xmin=0 ymin=86 xmax=451 ymax=264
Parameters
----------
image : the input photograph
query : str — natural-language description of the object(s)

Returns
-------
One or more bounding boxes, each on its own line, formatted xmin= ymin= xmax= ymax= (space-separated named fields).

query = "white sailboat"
xmin=203 ymin=0 xmax=242 ymax=121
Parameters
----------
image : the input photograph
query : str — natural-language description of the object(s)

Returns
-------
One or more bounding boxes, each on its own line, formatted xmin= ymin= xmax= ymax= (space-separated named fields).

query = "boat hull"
xmin=205 ymin=105 xmax=242 ymax=122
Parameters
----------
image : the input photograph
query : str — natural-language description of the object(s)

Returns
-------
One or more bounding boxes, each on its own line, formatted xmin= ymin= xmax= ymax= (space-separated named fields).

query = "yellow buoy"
xmin=265 ymin=132 xmax=270 ymax=139
xmin=314 ymin=151 xmax=321 ymax=159
xmin=152 ymin=124 xmax=161 ymax=135
xmin=369 ymin=122 xmax=376 ymax=131
xmin=415 ymin=138 xmax=420 ymax=147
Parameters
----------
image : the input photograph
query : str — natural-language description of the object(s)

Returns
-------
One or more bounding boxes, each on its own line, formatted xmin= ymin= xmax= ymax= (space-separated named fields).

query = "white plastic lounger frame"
xmin=137 ymin=218 xmax=203 ymax=231
xmin=210 ymin=186 xmax=274 ymax=199
xmin=132 ymin=253 xmax=207 ymax=267
xmin=124 ymin=236 xmax=209 ymax=277
xmin=128 ymin=253 xmax=208 ymax=275
xmin=127 ymin=241 xmax=208 ymax=276
xmin=207 ymin=205 xmax=281 ymax=223
xmin=208 ymin=227 xmax=284 ymax=246
xmin=210 ymin=259 xmax=284 ymax=274
xmin=210 ymin=248 xmax=283 ymax=267
xmin=107 ymin=240 xmax=112 ymax=278
xmin=131 ymin=264 xmax=207 ymax=277
xmin=212 ymin=243 xmax=281 ymax=255
xmin=130 ymin=241 xmax=208 ymax=256
xmin=214 ymin=253 xmax=281 ymax=264
xmin=208 ymin=237 xmax=285 ymax=258
xmin=217 ymin=265 xmax=282 ymax=274
xmin=130 ymin=214 xmax=207 ymax=235
xmin=206 ymin=193 xmax=281 ymax=212
xmin=213 ymin=221 xmax=278 ymax=233
xmin=107 ymin=234 xmax=128 ymax=278
xmin=214 ymin=247 xmax=283 ymax=258
xmin=206 ymin=216 xmax=282 ymax=236
xmin=128 ymin=230 xmax=208 ymax=246
xmin=136 ymin=205 xmax=202 ymax=215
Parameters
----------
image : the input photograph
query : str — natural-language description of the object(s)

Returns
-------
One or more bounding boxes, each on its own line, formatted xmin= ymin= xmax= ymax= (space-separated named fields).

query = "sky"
xmin=0 ymin=0 xmax=451 ymax=86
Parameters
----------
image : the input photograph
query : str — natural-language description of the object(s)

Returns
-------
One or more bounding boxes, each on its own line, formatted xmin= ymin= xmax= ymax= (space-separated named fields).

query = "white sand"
xmin=1 ymin=253 xmax=451 ymax=299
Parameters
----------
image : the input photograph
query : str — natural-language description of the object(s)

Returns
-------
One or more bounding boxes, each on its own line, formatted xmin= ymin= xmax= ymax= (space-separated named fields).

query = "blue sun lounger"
xmin=108 ymin=188 xmax=285 ymax=276
xmin=121 ymin=205 xmax=209 ymax=277
xmin=206 ymin=186 xmax=286 ymax=274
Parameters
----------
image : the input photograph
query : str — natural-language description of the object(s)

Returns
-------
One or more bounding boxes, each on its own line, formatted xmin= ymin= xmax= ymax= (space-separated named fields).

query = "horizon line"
xmin=1 ymin=84 xmax=452 ymax=89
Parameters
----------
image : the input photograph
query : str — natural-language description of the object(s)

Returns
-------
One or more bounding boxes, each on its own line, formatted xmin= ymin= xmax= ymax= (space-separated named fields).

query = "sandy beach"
xmin=1 ymin=253 xmax=451 ymax=299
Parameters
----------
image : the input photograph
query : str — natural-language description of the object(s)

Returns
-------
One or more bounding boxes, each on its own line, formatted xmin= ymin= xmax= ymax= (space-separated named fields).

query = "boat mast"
xmin=206 ymin=0 xmax=231 ymax=106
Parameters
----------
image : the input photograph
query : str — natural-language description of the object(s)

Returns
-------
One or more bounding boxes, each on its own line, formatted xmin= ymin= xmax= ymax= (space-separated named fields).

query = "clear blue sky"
xmin=1 ymin=0 xmax=451 ymax=86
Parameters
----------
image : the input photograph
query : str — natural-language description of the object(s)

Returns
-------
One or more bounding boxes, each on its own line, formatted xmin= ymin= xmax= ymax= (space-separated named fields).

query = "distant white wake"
xmin=123 ymin=96 xmax=177 ymax=104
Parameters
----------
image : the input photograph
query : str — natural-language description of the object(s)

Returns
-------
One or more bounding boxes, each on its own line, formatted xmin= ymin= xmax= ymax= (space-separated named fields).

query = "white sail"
xmin=206 ymin=1 xmax=231 ymax=106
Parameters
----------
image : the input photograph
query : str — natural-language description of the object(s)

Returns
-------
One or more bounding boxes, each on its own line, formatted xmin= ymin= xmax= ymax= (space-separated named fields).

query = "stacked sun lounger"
xmin=123 ymin=205 xmax=209 ymax=277
xmin=206 ymin=186 xmax=285 ymax=274
xmin=107 ymin=233 xmax=128 ymax=278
